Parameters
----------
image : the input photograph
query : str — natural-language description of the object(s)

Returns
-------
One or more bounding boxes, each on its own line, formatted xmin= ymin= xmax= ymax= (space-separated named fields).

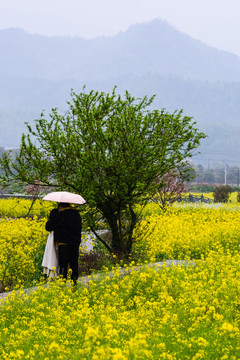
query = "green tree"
xmin=0 ymin=88 xmax=206 ymax=258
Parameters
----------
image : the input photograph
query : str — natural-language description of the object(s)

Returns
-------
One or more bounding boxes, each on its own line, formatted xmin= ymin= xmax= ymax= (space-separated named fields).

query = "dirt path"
xmin=0 ymin=260 xmax=195 ymax=301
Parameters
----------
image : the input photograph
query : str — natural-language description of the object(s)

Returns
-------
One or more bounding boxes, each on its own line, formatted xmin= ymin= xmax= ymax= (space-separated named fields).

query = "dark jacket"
xmin=45 ymin=207 xmax=82 ymax=247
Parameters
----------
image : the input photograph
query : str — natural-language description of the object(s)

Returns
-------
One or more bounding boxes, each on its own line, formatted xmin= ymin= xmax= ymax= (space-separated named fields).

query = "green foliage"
xmin=190 ymin=184 xmax=216 ymax=193
xmin=213 ymin=185 xmax=232 ymax=203
xmin=237 ymin=191 xmax=240 ymax=203
xmin=0 ymin=88 xmax=206 ymax=258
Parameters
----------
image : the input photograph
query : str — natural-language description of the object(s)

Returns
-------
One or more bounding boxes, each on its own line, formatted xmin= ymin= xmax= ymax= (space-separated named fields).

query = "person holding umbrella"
xmin=44 ymin=192 xmax=85 ymax=285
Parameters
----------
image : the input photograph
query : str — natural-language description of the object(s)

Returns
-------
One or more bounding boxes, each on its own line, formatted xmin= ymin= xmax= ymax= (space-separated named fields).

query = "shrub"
xmin=213 ymin=185 xmax=232 ymax=203
xmin=237 ymin=191 xmax=240 ymax=203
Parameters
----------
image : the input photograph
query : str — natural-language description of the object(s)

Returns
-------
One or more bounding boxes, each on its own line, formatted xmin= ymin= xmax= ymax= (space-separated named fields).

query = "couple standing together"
xmin=43 ymin=202 xmax=82 ymax=284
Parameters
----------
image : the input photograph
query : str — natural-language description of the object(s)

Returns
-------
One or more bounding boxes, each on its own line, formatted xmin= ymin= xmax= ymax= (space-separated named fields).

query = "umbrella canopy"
xmin=42 ymin=191 xmax=86 ymax=205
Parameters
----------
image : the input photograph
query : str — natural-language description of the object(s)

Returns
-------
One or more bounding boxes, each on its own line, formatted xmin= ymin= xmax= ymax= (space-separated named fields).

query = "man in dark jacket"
xmin=45 ymin=202 xmax=82 ymax=283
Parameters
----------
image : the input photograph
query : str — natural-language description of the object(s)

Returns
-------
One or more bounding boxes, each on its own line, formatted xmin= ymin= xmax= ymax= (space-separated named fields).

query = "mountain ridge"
xmin=1 ymin=19 xmax=240 ymax=82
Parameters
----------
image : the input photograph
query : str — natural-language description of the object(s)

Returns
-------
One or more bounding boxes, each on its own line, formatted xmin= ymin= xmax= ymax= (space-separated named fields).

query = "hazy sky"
xmin=1 ymin=0 xmax=240 ymax=56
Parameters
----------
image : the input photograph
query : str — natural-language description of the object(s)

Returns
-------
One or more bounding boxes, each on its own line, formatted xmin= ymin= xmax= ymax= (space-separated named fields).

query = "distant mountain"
xmin=1 ymin=20 xmax=240 ymax=82
xmin=1 ymin=19 xmax=240 ymax=166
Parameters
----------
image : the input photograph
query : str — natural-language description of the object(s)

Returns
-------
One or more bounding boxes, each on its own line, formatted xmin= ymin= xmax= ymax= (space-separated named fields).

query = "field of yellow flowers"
xmin=133 ymin=202 xmax=240 ymax=262
xmin=1 ymin=198 xmax=240 ymax=359
xmin=1 ymin=253 xmax=240 ymax=359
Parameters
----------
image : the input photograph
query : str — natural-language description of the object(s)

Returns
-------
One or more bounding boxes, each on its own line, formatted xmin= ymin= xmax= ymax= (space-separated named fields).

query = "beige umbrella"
xmin=42 ymin=191 xmax=86 ymax=205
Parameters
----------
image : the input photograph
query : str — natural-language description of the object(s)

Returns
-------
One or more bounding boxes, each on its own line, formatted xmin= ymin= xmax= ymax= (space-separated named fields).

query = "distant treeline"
xmin=191 ymin=164 xmax=240 ymax=187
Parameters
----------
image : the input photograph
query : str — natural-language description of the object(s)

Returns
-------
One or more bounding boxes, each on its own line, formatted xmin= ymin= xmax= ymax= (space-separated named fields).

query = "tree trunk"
xmin=97 ymin=199 xmax=137 ymax=259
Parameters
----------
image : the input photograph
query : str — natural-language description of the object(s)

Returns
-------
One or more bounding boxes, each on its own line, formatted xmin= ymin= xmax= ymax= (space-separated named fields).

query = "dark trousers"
xmin=58 ymin=245 xmax=79 ymax=283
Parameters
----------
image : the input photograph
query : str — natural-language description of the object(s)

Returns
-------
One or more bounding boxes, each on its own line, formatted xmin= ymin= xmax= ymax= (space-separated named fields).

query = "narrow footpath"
xmin=0 ymin=260 xmax=195 ymax=301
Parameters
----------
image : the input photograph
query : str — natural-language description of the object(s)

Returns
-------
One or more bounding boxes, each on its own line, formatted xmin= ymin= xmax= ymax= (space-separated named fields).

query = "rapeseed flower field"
xmin=1 ymin=254 xmax=240 ymax=359
xmin=1 ymin=198 xmax=240 ymax=358
xmin=133 ymin=202 xmax=240 ymax=262
xmin=0 ymin=198 xmax=52 ymax=218
xmin=0 ymin=217 xmax=47 ymax=291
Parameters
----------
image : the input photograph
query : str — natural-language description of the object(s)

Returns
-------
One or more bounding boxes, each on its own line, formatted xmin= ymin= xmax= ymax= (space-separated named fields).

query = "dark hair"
xmin=58 ymin=202 xmax=70 ymax=209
